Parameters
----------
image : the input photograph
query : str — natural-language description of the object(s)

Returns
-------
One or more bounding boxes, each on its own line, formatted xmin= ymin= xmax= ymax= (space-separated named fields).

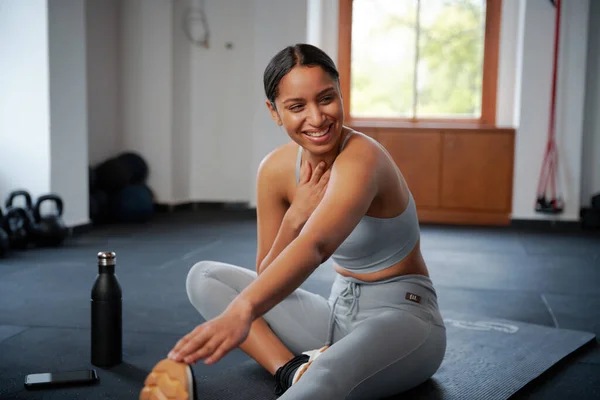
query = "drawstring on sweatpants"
xmin=326 ymin=281 xmax=361 ymax=345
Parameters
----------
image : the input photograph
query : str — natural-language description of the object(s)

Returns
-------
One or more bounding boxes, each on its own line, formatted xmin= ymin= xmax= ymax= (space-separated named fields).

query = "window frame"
xmin=337 ymin=0 xmax=502 ymax=128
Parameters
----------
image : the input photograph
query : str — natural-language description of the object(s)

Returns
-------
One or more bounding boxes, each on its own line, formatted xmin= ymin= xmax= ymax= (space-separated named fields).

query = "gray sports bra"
xmin=295 ymin=130 xmax=421 ymax=273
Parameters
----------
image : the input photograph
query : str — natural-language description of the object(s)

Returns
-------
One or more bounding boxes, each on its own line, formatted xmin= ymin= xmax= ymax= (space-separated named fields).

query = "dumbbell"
xmin=33 ymin=194 xmax=69 ymax=247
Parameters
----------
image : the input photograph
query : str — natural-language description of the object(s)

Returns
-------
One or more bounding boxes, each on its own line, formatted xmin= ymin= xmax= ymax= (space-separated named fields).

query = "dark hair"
xmin=263 ymin=43 xmax=340 ymax=107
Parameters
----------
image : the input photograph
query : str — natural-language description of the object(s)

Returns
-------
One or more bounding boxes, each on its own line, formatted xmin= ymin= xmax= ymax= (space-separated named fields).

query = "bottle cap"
xmin=97 ymin=251 xmax=116 ymax=266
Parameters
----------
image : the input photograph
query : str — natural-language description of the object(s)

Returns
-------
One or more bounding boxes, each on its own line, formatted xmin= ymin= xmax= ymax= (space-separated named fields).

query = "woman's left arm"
xmin=169 ymin=143 xmax=380 ymax=365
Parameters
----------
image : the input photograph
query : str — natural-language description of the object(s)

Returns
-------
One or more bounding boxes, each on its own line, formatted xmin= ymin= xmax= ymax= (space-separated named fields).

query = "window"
xmin=338 ymin=0 xmax=501 ymax=126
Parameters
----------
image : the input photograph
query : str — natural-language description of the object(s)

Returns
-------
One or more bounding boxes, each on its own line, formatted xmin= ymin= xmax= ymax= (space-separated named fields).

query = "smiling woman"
xmin=264 ymin=45 xmax=345 ymax=166
xmin=140 ymin=44 xmax=446 ymax=400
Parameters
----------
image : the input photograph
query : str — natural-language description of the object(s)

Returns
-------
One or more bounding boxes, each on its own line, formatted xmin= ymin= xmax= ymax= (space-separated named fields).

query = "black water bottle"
xmin=91 ymin=251 xmax=122 ymax=367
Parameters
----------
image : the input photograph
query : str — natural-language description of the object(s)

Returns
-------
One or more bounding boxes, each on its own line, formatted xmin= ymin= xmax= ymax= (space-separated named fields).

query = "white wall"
xmin=86 ymin=0 xmax=121 ymax=166
xmin=47 ymin=0 xmax=90 ymax=227
xmin=0 ymin=1 xmax=51 ymax=203
xmin=188 ymin=0 xmax=255 ymax=203
xmin=581 ymin=0 xmax=600 ymax=207
xmin=168 ymin=0 xmax=307 ymax=204
xmin=171 ymin=0 xmax=193 ymax=204
xmin=249 ymin=0 xmax=309 ymax=206
xmin=495 ymin=0 xmax=521 ymax=128
xmin=0 ymin=0 xmax=89 ymax=227
xmin=306 ymin=0 xmax=338 ymax=66
xmin=120 ymin=0 xmax=174 ymax=203
xmin=117 ymin=0 xmax=307 ymax=206
xmin=512 ymin=0 xmax=589 ymax=221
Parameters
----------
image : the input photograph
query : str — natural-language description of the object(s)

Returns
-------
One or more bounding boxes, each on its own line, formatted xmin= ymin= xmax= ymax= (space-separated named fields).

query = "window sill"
xmin=346 ymin=118 xmax=515 ymax=133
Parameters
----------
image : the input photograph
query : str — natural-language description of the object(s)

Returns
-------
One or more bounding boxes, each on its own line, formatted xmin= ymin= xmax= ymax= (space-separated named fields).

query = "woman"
xmin=140 ymin=43 xmax=446 ymax=400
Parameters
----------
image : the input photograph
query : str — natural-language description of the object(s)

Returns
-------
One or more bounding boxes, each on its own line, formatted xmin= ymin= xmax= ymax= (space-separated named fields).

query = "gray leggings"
xmin=186 ymin=261 xmax=447 ymax=399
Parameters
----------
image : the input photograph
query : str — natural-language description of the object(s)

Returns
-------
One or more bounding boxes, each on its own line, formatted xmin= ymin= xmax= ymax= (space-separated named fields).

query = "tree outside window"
xmin=339 ymin=0 xmax=500 ymax=126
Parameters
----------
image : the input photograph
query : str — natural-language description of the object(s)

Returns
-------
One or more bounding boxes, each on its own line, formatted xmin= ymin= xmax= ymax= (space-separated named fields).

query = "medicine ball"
xmin=93 ymin=157 xmax=133 ymax=193
xmin=592 ymin=193 xmax=600 ymax=210
xmin=90 ymin=189 xmax=110 ymax=224
xmin=89 ymin=166 xmax=97 ymax=192
xmin=110 ymin=184 xmax=154 ymax=223
xmin=115 ymin=152 xmax=149 ymax=185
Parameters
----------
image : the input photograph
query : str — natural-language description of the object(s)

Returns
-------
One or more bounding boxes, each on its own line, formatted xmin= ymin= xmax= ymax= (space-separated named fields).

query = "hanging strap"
xmin=535 ymin=0 xmax=564 ymax=214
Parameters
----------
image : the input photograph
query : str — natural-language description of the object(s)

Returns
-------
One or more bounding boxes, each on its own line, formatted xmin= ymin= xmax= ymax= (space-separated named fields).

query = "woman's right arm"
xmin=257 ymin=214 xmax=304 ymax=275
xmin=256 ymin=153 xmax=329 ymax=275
xmin=255 ymin=152 xmax=294 ymax=275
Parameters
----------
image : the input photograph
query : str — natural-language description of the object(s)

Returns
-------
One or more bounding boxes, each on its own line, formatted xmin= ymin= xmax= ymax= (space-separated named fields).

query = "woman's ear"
xmin=265 ymin=100 xmax=283 ymax=126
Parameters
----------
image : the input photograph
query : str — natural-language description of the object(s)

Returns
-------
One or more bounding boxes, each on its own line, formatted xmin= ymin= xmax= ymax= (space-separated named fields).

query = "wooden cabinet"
xmin=378 ymin=130 xmax=442 ymax=209
xmin=350 ymin=124 xmax=515 ymax=226
xmin=441 ymin=131 xmax=514 ymax=212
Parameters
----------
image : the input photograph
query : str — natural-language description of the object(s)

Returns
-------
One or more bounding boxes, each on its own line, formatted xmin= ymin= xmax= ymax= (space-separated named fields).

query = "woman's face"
xmin=267 ymin=65 xmax=344 ymax=156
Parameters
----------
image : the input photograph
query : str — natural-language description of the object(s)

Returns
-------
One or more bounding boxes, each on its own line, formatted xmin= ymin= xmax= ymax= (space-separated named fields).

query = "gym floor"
xmin=1 ymin=207 xmax=599 ymax=399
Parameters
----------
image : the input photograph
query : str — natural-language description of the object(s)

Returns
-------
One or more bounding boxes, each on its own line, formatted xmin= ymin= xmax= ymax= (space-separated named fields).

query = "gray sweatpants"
xmin=186 ymin=260 xmax=447 ymax=399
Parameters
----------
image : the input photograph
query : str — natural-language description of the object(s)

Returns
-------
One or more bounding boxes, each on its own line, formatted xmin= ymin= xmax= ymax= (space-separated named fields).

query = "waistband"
xmin=336 ymin=272 xmax=435 ymax=286
xmin=336 ymin=274 xmax=438 ymax=309
xmin=325 ymin=274 xmax=440 ymax=345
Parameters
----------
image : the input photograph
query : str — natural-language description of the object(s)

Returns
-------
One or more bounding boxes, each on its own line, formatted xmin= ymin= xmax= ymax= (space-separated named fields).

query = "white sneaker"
xmin=292 ymin=345 xmax=329 ymax=384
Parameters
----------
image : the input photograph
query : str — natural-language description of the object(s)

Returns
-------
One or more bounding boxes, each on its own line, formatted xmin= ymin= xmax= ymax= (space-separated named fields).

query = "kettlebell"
xmin=33 ymin=194 xmax=69 ymax=247
xmin=0 ymin=208 xmax=10 ymax=258
xmin=1 ymin=207 xmax=29 ymax=250
xmin=5 ymin=190 xmax=36 ymax=233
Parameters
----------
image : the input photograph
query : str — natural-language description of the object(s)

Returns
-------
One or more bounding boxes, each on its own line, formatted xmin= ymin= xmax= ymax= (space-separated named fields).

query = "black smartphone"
xmin=24 ymin=369 xmax=99 ymax=389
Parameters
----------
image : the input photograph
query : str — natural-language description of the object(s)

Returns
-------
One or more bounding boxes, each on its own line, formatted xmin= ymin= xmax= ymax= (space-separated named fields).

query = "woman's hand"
xmin=289 ymin=160 xmax=331 ymax=225
xmin=168 ymin=302 xmax=253 ymax=365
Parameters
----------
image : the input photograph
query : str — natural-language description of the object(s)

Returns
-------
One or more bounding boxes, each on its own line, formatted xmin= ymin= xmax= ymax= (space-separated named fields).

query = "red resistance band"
xmin=536 ymin=0 xmax=565 ymax=214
